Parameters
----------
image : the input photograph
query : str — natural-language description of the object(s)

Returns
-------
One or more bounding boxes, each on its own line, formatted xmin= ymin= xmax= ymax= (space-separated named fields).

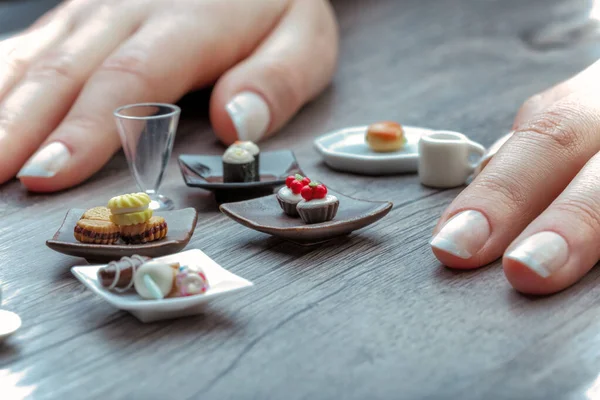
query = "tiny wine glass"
xmin=114 ymin=103 xmax=181 ymax=211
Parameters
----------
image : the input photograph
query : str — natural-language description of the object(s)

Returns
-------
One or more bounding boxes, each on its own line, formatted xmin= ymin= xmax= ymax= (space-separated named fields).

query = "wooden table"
xmin=2 ymin=0 xmax=600 ymax=398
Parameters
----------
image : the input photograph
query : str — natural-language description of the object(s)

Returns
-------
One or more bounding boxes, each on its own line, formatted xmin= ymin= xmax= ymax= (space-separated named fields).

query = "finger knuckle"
xmin=98 ymin=51 xmax=156 ymax=91
xmin=262 ymin=60 xmax=305 ymax=108
xmin=553 ymin=196 xmax=600 ymax=238
xmin=515 ymin=105 xmax=582 ymax=154
xmin=4 ymin=54 xmax=28 ymax=74
xmin=27 ymin=51 xmax=78 ymax=82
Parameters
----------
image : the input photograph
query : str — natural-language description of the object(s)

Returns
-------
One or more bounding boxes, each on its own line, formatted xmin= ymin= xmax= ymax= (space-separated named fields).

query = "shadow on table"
xmin=95 ymin=306 xmax=243 ymax=342
xmin=242 ymin=232 xmax=386 ymax=257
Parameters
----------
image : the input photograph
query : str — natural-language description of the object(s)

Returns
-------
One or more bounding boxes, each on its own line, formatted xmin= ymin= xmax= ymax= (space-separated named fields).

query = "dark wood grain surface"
xmin=2 ymin=0 xmax=600 ymax=399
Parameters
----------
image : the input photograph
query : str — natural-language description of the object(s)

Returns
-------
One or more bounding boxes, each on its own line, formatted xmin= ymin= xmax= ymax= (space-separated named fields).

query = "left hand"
xmin=430 ymin=59 xmax=600 ymax=295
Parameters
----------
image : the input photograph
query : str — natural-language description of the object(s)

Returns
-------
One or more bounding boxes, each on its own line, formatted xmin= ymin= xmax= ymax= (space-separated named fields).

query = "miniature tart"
xmin=365 ymin=121 xmax=406 ymax=152
xmin=81 ymin=206 xmax=111 ymax=221
xmin=277 ymin=174 xmax=311 ymax=217
xmin=175 ymin=265 xmax=210 ymax=297
xmin=296 ymin=182 xmax=339 ymax=224
xmin=120 ymin=216 xmax=168 ymax=244
xmin=74 ymin=219 xmax=120 ymax=244
xmin=133 ymin=260 xmax=180 ymax=300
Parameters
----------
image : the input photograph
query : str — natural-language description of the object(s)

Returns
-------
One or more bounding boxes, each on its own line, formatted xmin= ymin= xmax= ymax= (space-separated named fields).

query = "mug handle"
xmin=466 ymin=140 xmax=487 ymax=172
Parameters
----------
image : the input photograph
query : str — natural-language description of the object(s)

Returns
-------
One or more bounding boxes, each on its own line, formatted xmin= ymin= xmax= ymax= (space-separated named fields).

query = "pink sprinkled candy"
xmin=175 ymin=265 xmax=210 ymax=297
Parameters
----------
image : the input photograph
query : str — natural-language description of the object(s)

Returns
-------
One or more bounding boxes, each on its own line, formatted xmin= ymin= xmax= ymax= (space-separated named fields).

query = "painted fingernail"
xmin=430 ymin=210 xmax=490 ymax=259
xmin=17 ymin=142 xmax=70 ymax=178
xmin=505 ymin=231 xmax=569 ymax=278
xmin=225 ymin=91 xmax=270 ymax=142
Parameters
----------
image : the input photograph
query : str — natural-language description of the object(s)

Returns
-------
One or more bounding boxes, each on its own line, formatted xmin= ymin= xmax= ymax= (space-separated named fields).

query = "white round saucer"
xmin=313 ymin=125 xmax=434 ymax=175
xmin=0 ymin=309 xmax=21 ymax=342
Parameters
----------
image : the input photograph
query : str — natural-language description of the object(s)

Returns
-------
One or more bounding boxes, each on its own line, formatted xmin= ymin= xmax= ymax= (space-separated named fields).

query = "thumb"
xmin=209 ymin=0 xmax=338 ymax=145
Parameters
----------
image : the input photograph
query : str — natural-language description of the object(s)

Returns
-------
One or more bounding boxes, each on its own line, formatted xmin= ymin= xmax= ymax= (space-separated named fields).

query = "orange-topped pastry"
xmin=365 ymin=121 xmax=406 ymax=152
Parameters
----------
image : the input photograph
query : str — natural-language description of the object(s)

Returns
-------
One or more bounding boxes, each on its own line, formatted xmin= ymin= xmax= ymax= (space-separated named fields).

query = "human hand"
xmin=3 ymin=0 xmax=338 ymax=192
xmin=430 ymin=60 xmax=600 ymax=295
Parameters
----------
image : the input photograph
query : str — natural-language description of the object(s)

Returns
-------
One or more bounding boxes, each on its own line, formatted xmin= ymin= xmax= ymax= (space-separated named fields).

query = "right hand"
xmin=2 ymin=0 xmax=339 ymax=192
xmin=430 ymin=59 xmax=600 ymax=295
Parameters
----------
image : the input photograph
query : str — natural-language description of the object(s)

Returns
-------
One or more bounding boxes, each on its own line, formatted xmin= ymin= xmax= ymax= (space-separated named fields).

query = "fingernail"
xmin=505 ymin=231 xmax=569 ymax=278
xmin=430 ymin=210 xmax=490 ymax=259
xmin=225 ymin=91 xmax=270 ymax=142
xmin=17 ymin=142 xmax=70 ymax=178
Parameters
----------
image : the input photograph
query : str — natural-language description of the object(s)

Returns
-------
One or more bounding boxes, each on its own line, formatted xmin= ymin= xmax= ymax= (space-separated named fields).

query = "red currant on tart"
xmin=313 ymin=183 xmax=327 ymax=199
xmin=301 ymin=185 xmax=313 ymax=200
xmin=286 ymin=174 xmax=311 ymax=194
xmin=301 ymin=182 xmax=328 ymax=200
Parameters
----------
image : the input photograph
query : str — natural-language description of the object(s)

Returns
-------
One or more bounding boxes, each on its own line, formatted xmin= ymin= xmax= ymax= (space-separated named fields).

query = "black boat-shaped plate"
xmin=178 ymin=150 xmax=303 ymax=191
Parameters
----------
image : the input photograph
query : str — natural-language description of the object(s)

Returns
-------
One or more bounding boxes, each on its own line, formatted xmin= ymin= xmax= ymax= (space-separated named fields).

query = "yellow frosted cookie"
xmin=107 ymin=192 xmax=153 ymax=226
xmin=107 ymin=192 xmax=151 ymax=214
xmin=110 ymin=208 xmax=153 ymax=226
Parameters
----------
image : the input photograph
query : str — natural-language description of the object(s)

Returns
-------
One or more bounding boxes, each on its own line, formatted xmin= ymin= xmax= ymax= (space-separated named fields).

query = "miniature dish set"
xmin=314 ymin=122 xmax=436 ymax=175
xmin=71 ymin=249 xmax=253 ymax=323
xmin=0 ymin=285 xmax=21 ymax=343
xmin=46 ymin=192 xmax=198 ymax=262
xmin=220 ymin=175 xmax=393 ymax=245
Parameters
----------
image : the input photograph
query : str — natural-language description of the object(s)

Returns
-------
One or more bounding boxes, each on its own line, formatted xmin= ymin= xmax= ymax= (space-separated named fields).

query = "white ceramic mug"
xmin=418 ymin=131 xmax=486 ymax=188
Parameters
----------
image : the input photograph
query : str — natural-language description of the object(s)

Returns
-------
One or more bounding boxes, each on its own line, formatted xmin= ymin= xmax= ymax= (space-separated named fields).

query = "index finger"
xmin=430 ymin=89 xmax=600 ymax=268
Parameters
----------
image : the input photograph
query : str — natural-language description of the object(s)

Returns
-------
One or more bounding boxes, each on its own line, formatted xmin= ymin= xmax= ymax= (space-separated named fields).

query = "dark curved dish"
xmin=178 ymin=150 xmax=302 ymax=191
xmin=46 ymin=208 xmax=198 ymax=263
xmin=219 ymin=190 xmax=393 ymax=245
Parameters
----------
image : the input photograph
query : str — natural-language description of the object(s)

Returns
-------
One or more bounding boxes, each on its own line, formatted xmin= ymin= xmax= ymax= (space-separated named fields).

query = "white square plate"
xmin=71 ymin=249 xmax=253 ymax=323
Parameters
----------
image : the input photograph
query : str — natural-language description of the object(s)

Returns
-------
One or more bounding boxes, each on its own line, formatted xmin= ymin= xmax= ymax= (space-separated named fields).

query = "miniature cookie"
xmin=277 ymin=174 xmax=311 ymax=217
xmin=120 ymin=216 xmax=168 ymax=244
xmin=107 ymin=192 xmax=153 ymax=226
xmin=174 ymin=265 xmax=210 ymax=297
xmin=296 ymin=182 xmax=339 ymax=224
xmin=81 ymin=206 xmax=111 ymax=221
xmin=365 ymin=121 xmax=406 ymax=152
xmin=98 ymin=255 xmax=151 ymax=291
xmin=74 ymin=219 xmax=120 ymax=244
xmin=133 ymin=260 xmax=180 ymax=300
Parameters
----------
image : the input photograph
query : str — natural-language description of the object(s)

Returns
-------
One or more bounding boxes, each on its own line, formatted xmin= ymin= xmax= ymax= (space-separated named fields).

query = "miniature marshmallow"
xmin=133 ymin=261 xmax=176 ymax=300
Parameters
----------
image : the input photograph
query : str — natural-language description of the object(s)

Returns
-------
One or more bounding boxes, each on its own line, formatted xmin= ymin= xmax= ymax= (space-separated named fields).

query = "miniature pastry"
xmin=81 ymin=206 xmax=111 ymax=221
xmin=365 ymin=121 xmax=406 ymax=152
xmin=277 ymin=174 xmax=311 ymax=217
xmin=174 ymin=265 xmax=210 ymax=297
xmin=222 ymin=146 xmax=258 ymax=183
xmin=74 ymin=219 xmax=120 ymax=244
xmin=120 ymin=216 xmax=168 ymax=244
xmin=107 ymin=192 xmax=153 ymax=226
xmin=98 ymin=255 xmax=151 ymax=291
xmin=229 ymin=140 xmax=260 ymax=177
xmin=133 ymin=260 xmax=180 ymax=300
xmin=296 ymin=182 xmax=339 ymax=224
